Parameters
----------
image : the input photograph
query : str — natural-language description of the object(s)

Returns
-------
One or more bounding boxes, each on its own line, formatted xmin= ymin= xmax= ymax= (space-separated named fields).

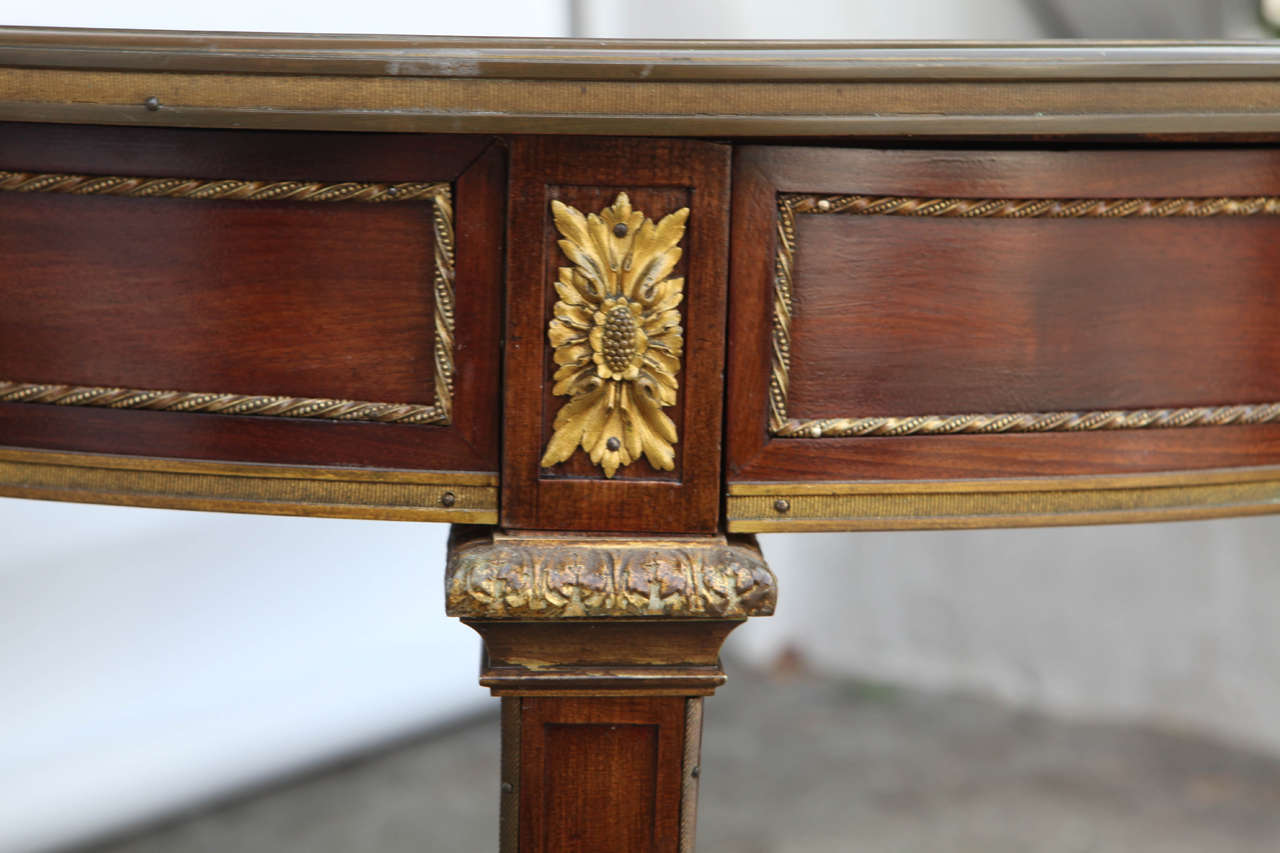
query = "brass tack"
xmin=774 ymin=498 xmax=791 ymax=514
xmin=606 ymin=437 xmax=621 ymax=451
xmin=612 ymin=222 xmax=628 ymax=237
xmin=501 ymin=782 xmax=514 ymax=793
xmin=144 ymin=96 xmax=160 ymax=111
xmin=440 ymin=491 xmax=456 ymax=507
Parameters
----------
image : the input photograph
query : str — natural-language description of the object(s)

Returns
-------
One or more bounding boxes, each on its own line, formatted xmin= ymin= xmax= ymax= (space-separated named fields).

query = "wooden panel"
xmin=503 ymin=137 xmax=730 ymax=533
xmin=2 ymin=193 xmax=439 ymax=405
xmin=0 ymin=124 xmax=503 ymax=474
xmin=519 ymin=696 xmax=684 ymax=853
xmin=788 ymin=215 xmax=1280 ymax=418
xmin=726 ymin=145 xmax=1280 ymax=529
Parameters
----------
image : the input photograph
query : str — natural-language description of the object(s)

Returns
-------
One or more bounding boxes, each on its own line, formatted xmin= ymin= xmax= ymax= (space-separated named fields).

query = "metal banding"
xmin=776 ymin=403 xmax=1280 ymax=438
xmin=0 ymin=381 xmax=444 ymax=423
xmin=770 ymin=192 xmax=1280 ymax=437
xmin=0 ymin=170 xmax=454 ymax=425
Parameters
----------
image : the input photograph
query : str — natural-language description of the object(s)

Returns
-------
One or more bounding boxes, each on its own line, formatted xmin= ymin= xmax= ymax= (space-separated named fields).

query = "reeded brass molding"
xmin=726 ymin=466 xmax=1280 ymax=531
xmin=445 ymin=529 xmax=776 ymax=619
xmin=0 ymin=170 xmax=455 ymax=425
xmin=0 ymin=446 xmax=498 ymax=522
xmin=540 ymin=193 xmax=687 ymax=478
xmin=770 ymin=192 xmax=1280 ymax=439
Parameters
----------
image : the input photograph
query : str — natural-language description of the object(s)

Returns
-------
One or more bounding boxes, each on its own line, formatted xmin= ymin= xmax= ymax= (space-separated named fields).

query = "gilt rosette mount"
xmin=541 ymin=193 xmax=688 ymax=478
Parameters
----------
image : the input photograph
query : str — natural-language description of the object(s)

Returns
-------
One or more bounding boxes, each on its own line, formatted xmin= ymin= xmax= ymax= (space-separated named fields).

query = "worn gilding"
xmin=445 ymin=529 xmax=775 ymax=619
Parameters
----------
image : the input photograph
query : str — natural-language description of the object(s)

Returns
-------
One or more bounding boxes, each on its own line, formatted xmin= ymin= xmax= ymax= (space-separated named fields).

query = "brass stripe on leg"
xmin=680 ymin=697 xmax=704 ymax=853
xmin=499 ymin=697 xmax=520 ymax=853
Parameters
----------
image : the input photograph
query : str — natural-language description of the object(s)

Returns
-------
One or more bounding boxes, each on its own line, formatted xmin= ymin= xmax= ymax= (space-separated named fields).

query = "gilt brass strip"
xmin=726 ymin=466 xmax=1280 ymax=531
xmin=0 ymin=170 xmax=455 ymax=425
xmin=770 ymin=192 xmax=1280 ymax=438
xmin=0 ymin=446 xmax=497 ymax=522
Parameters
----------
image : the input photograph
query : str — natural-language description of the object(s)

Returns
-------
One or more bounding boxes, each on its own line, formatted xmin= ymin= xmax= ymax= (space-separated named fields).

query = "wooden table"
xmin=5 ymin=29 xmax=1280 ymax=852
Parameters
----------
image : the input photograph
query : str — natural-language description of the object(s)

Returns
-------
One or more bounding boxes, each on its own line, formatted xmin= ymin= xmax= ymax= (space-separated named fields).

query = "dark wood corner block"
xmin=727 ymin=145 xmax=1280 ymax=530
xmin=502 ymin=137 xmax=731 ymax=534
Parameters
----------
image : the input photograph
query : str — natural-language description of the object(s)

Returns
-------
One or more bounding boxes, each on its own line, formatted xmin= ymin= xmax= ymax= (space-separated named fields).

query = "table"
xmin=4 ymin=29 xmax=1280 ymax=852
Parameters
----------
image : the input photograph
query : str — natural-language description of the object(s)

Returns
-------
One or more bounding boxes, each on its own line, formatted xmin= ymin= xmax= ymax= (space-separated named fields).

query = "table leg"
xmin=445 ymin=526 xmax=776 ymax=853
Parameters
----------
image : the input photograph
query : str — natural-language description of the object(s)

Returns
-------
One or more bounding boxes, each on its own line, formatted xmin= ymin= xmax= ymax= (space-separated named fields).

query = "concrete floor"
xmin=81 ymin=664 xmax=1280 ymax=853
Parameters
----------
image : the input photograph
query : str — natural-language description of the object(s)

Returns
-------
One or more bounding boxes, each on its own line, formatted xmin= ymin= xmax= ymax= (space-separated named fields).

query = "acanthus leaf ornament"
xmin=540 ymin=193 xmax=688 ymax=478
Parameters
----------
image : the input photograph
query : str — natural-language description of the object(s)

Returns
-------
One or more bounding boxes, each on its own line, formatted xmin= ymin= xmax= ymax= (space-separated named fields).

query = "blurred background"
xmin=4 ymin=2 xmax=1280 ymax=852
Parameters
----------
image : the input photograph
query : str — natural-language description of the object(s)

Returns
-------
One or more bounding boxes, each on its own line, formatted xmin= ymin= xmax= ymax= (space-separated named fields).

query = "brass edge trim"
xmin=770 ymin=193 xmax=1280 ymax=437
xmin=680 ymin=697 xmax=703 ymax=853
xmin=0 ymin=446 xmax=498 ymax=522
xmin=8 ymin=31 xmax=1280 ymax=80
xmin=728 ymin=465 xmax=1280 ymax=495
xmin=445 ymin=529 xmax=776 ymax=619
xmin=10 ymin=70 xmax=1280 ymax=134
xmin=10 ymin=104 xmax=1280 ymax=137
xmin=725 ymin=469 xmax=1280 ymax=531
xmin=0 ymin=170 xmax=455 ymax=426
xmin=499 ymin=697 xmax=519 ymax=853
xmin=0 ymin=446 xmax=497 ymax=484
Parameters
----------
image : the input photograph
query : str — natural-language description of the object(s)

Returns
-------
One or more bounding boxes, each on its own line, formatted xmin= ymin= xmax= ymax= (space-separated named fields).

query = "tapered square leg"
xmin=446 ymin=526 xmax=775 ymax=853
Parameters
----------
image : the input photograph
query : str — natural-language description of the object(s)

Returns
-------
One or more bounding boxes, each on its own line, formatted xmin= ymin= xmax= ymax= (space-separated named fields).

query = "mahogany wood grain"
xmin=503 ymin=137 xmax=730 ymax=533
xmin=788 ymin=215 xmax=1280 ymax=418
xmin=519 ymin=696 xmax=685 ymax=853
xmin=3 ymin=194 xmax=438 ymax=404
xmin=727 ymin=145 xmax=1280 ymax=483
xmin=0 ymin=125 xmax=504 ymax=471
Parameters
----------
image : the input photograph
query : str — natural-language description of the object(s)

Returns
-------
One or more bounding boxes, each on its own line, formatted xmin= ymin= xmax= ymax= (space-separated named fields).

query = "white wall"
xmin=734 ymin=518 xmax=1280 ymax=757
xmin=0 ymin=502 xmax=487 ymax=853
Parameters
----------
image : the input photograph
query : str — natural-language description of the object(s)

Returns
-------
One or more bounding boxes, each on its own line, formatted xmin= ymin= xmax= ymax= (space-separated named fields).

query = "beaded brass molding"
xmin=540 ymin=193 xmax=687 ymax=478
xmin=0 ymin=170 xmax=455 ymax=425
xmin=445 ymin=529 xmax=776 ymax=619
xmin=770 ymin=192 xmax=1280 ymax=439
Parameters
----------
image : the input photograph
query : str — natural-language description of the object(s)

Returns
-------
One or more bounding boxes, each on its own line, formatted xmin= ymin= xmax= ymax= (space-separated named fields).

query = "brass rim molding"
xmin=726 ymin=466 xmax=1280 ymax=531
xmin=0 ymin=446 xmax=497 ymax=522
xmin=540 ymin=193 xmax=687 ymax=477
xmin=769 ymin=192 xmax=1280 ymax=439
xmin=0 ymin=170 xmax=455 ymax=425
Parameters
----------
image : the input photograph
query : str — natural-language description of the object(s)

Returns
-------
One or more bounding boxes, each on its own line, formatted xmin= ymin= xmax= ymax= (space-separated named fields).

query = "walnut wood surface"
xmin=502 ymin=137 xmax=730 ymax=533
xmin=0 ymin=124 xmax=503 ymax=471
xmin=3 ymin=194 xmax=438 ymax=404
xmin=518 ymin=696 xmax=685 ymax=853
xmin=727 ymin=145 xmax=1280 ymax=483
xmin=789 ymin=216 xmax=1280 ymax=418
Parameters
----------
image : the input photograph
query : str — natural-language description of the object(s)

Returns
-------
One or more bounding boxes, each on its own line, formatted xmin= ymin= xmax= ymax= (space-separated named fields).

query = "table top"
xmin=4 ymin=28 xmax=1280 ymax=534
